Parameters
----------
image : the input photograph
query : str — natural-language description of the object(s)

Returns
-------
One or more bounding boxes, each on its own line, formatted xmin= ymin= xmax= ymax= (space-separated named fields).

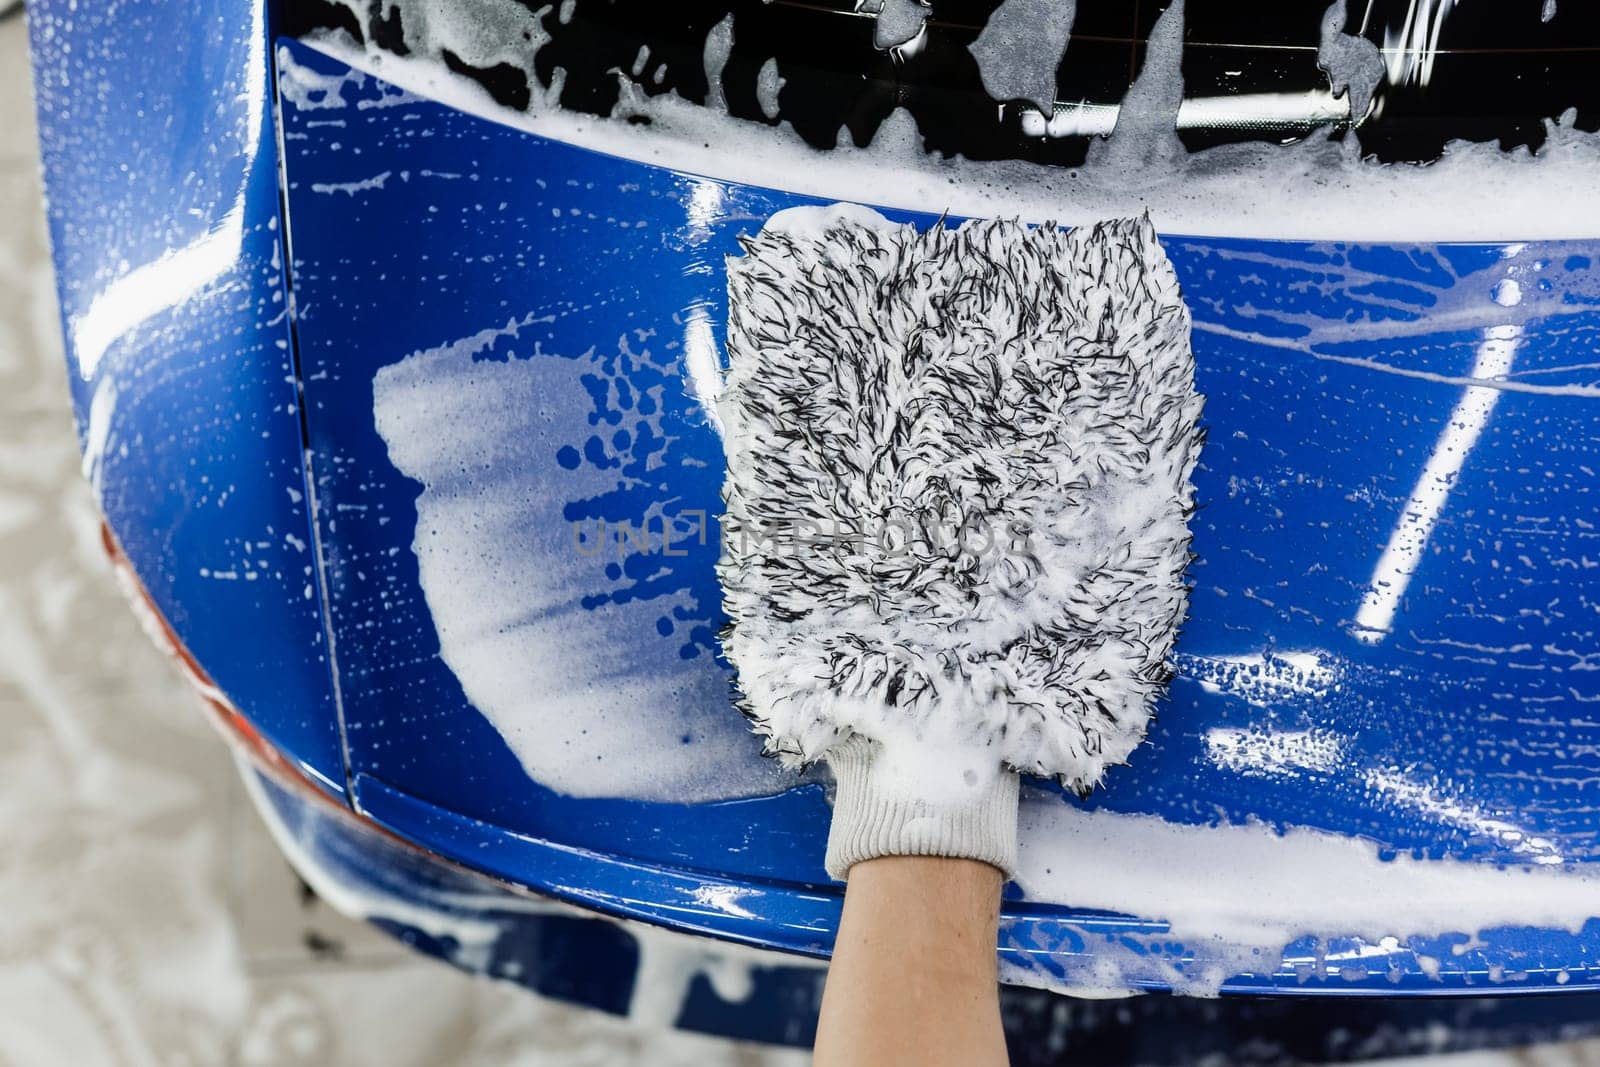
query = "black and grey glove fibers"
xmin=717 ymin=204 xmax=1203 ymax=880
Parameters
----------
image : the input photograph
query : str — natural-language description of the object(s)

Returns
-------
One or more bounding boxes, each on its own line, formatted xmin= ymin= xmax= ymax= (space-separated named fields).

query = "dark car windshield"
xmin=289 ymin=0 xmax=1600 ymax=167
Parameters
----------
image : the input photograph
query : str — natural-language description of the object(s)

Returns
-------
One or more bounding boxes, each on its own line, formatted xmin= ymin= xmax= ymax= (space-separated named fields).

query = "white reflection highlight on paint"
xmin=1206 ymin=727 xmax=1346 ymax=777
xmin=1320 ymin=938 xmax=1403 ymax=963
xmin=73 ymin=0 xmax=269 ymax=379
xmin=1353 ymin=322 xmax=1521 ymax=643
xmin=682 ymin=303 xmax=723 ymax=434
xmin=80 ymin=377 xmax=119 ymax=500
xmin=684 ymin=177 xmax=725 ymax=246
xmin=74 ymin=211 xmax=247 ymax=380
xmin=689 ymin=884 xmax=760 ymax=920
xmin=1184 ymin=649 xmax=1337 ymax=707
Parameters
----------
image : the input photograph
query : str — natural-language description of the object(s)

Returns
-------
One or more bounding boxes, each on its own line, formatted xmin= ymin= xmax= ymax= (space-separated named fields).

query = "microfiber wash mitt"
xmin=717 ymin=204 xmax=1203 ymax=880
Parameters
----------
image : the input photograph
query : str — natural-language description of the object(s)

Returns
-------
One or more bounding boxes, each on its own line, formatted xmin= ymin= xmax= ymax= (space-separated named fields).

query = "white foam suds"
xmin=868 ymin=0 xmax=930 ymax=51
xmin=754 ymin=57 xmax=783 ymax=122
xmin=309 ymin=171 xmax=393 ymax=196
xmin=291 ymin=14 xmax=1600 ymax=241
xmin=1317 ymin=0 xmax=1385 ymax=123
xmin=701 ymin=12 xmax=733 ymax=113
xmin=752 ymin=200 xmax=902 ymax=239
xmin=371 ymin=318 xmax=782 ymax=802
xmin=278 ymin=49 xmax=364 ymax=111
xmin=1014 ymin=797 xmax=1600 ymax=994
xmin=1084 ymin=0 xmax=1185 ymax=176
xmin=396 ymin=0 xmax=548 ymax=77
xmin=969 ymin=0 xmax=1077 ymax=112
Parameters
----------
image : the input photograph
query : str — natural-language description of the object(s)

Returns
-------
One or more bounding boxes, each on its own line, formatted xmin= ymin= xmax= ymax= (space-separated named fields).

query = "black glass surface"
xmin=283 ymin=1 xmax=1600 ymax=179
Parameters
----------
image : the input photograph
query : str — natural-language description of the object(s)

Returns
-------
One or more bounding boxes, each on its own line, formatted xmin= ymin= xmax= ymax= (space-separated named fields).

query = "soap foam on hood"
xmin=294 ymin=9 xmax=1600 ymax=242
xmin=1009 ymin=795 xmax=1600 ymax=996
xmin=372 ymin=317 xmax=783 ymax=802
xmin=968 ymin=0 xmax=1078 ymax=113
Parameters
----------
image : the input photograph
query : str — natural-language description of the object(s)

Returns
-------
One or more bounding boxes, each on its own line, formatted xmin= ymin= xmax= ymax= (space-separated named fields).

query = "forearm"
xmin=814 ymin=855 xmax=1007 ymax=1067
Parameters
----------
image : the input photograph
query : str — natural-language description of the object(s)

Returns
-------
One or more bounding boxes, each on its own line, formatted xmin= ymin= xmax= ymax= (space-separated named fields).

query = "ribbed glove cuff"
xmin=823 ymin=736 xmax=1019 ymax=882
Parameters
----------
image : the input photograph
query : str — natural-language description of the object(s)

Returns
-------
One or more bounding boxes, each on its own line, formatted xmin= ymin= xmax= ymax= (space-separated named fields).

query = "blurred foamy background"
xmin=0 ymin=7 xmax=1594 ymax=1064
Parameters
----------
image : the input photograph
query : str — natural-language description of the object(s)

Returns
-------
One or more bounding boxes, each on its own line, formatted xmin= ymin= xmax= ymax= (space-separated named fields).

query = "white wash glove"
xmin=716 ymin=205 xmax=1203 ymax=881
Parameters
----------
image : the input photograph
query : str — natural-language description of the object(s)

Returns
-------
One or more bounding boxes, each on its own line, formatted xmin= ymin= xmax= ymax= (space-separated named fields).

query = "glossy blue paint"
xmin=272 ymin=37 xmax=1600 ymax=995
xmin=28 ymin=0 xmax=346 ymax=795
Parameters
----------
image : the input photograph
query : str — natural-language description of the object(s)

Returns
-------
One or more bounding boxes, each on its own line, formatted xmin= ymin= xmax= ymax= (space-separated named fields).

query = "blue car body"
xmin=28 ymin=0 xmax=1600 ymax=1053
